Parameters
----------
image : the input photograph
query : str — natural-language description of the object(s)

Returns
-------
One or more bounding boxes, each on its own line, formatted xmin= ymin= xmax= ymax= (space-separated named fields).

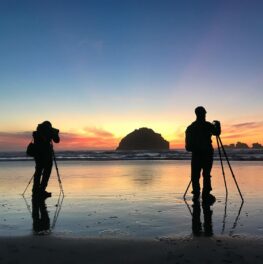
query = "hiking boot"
xmin=42 ymin=191 xmax=52 ymax=198
xmin=202 ymin=193 xmax=216 ymax=205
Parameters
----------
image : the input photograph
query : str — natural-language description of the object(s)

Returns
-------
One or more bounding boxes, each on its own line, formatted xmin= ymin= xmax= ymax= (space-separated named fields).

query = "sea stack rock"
xmin=116 ymin=127 xmax=169 ymax=151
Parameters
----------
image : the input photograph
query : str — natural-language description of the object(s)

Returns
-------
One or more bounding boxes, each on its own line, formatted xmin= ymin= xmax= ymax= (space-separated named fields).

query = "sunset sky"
xmin=1 ymin=0 xmax=263 ymax=151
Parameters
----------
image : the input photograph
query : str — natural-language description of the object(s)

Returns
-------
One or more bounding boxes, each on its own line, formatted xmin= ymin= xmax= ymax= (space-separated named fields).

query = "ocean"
xmin=1 ymin=149 xmax=263 ymax=161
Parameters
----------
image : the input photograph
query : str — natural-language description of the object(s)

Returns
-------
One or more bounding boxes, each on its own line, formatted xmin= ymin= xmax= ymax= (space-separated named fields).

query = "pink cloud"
xmin=0 ymin=131 xmax=32 ymax=151
xmin=0 ymin=128 xmax=119 ymax=151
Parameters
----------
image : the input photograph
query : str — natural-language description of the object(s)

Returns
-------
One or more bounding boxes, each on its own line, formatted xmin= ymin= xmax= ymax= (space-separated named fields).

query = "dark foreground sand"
xmin=0 ymin=236 xmax=262 ymax=264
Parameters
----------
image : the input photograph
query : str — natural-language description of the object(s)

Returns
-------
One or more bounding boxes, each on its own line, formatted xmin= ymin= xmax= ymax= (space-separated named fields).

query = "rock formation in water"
xmin=116 ymin=127 xmax=169 ymax=151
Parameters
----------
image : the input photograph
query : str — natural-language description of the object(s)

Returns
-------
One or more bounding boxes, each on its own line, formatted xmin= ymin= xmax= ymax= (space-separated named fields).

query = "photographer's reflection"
xmin=32 ymin=196 xmax=50 ymax=234
xmin=192 ymin=200 xmax=213 ymax=237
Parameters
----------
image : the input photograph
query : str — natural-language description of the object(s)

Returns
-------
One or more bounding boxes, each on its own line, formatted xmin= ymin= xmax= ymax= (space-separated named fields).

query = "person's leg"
xmin=202 ymin=153 xmax=216 ymax=204
xmin=32 ymin=158 xmax=43 ymax=194
xmin=40 ymin=156 xmax=53 ymax=193
xmin=202 ymin=153 xmax=213 ymax=195
xmin=191 ymin=152 xmax=202 ymax=200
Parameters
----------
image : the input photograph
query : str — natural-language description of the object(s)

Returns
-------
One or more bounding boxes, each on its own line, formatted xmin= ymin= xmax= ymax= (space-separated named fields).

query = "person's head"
xmin=37 ymin=121 xmax=59 ymax=138
xmin=41 ymin=121 xmax=52 ymax=129
xmin=195 ymin=106 xmax=206 ymax=121
xmin=37 ymin=121 xmax=52 ymax=134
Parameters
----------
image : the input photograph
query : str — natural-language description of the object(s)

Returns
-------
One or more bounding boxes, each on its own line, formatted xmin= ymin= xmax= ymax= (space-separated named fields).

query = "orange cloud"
xmin=83 ymin=127 xmax=114 ymax=138
xmin=58 ymin=132 xmax=119 ymax=150
xmin=1 ymin=121 xmax=262 ymax=151
xmin=220 ymin=121 xmax=263 ymax=146
xmin=232 ymin=122 xmax=263 ymax=129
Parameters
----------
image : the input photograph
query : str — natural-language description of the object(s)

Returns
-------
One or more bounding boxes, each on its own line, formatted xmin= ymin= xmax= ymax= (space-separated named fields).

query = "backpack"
xmin=185 ymin=125 xmax=195 ymax=152
xmin=26 ymin=139 xmax=36 ymax=157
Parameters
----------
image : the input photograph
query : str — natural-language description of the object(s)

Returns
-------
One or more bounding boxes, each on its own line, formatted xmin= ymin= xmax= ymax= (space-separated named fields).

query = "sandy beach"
xmin=1 ymin=235 xmax=263 ymax=264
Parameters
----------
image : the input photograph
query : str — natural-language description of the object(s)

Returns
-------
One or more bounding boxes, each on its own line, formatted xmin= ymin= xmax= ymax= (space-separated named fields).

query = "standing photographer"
xmin=32 ymin=121 xmax=60 ymax=198
xmin=185 ymin=107 xmax=221 ymax=203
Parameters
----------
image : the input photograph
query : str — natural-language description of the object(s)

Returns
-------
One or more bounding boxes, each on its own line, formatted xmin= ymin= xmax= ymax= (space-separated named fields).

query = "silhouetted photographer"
xmin=32 ymin=121 xmax=60 ymax=198
xmin=185 ymin=106 xmax=221 ymax=204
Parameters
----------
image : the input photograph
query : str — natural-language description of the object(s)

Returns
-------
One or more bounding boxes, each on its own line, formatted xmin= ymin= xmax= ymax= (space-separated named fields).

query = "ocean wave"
xmin=0 ymin=149 xmax=263 ymax=161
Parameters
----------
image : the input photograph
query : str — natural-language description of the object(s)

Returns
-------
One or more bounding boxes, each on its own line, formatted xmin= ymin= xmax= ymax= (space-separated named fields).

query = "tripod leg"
xmin=22 ymin=175 xmax=34 ymax=196
xmin=183 ymin=179 xmax=192 ymax=199
xmin=218 ymin=136 xmax=244 ymax=202
xmin=216 ymin=136 xmax=228 ymax=198
xmin=53 ymin=150 xmax=64 ymax=196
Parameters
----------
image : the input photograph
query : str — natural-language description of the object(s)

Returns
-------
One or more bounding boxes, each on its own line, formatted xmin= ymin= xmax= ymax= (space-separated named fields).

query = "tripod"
xmin=183 ymin=136 xmax=244 ymax=202
xmin=22 ymin=148 xmax=64 ymax=196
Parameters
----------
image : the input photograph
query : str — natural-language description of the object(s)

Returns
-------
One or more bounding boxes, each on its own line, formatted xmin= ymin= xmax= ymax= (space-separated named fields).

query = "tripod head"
xmin=213 ymin=120 xmax=221 ymax=128
xmin=212 ymin=120 xmax=221 ymax=136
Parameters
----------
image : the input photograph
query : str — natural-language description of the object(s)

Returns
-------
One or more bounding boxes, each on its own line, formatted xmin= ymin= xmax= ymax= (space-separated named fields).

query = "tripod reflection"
xmin=52 ymin=190 xmax=64 ymax=229
xmin=184 ymin=196 xmax=244 ymax=236
xmin=221 ymin=198 xmax=244 ymax=236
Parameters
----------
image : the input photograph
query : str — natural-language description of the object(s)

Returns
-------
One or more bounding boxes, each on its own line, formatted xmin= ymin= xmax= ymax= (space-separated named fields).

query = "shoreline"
xmin=1 ymin=235 xmax=262 ymax=263
xmin=1 ymin=157 xmax=263 ymax=162
xmin=1 ymin=149 xmax=263 ymax=162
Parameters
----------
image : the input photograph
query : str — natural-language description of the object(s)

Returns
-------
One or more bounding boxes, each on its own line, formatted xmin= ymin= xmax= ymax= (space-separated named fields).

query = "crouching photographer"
xmin=32 ymin=121 xmax=60 ymax=198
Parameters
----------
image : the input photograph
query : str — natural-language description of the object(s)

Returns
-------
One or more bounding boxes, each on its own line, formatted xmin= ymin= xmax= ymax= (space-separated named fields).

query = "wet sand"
xmin=1 ymin=160 xmax=263 ymax=263
xmin=1 ymin=235 xmax=263 ymax=264
xmin=1 ymin=160 xmax=263 ymax=238
xmin=0 ymin=161 xmax=263 ymax=239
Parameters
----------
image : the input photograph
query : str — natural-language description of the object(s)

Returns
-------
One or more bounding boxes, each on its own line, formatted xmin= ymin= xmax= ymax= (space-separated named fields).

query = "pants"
xmin=33 ymin=155 xmax=53 ymax=192
xmin=191 ymin=152 xmax=213 ymax=194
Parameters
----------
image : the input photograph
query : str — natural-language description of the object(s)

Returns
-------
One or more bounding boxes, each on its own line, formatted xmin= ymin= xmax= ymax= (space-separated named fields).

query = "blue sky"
xmin=0 ymin=0 xmax=263 ymax=149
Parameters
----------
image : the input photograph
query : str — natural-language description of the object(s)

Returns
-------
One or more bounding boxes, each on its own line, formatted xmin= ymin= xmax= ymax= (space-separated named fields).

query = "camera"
xmin=213 ymin=120 xmax=221 ymax=135
xmin=213 ymin=120 xmax=220 ymax=126
xmin=52 ymin=127 xmax=59 ymax=136
xmin=37 ymin=122 xmax=59 ymax=137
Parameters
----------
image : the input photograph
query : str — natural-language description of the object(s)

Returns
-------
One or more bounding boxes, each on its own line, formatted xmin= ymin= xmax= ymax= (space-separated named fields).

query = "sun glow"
xmin=0 ymin=114 xmax=262 ymax=151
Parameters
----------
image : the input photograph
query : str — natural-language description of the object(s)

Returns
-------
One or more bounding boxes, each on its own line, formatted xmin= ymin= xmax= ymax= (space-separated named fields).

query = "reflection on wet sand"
xmin=52 ymin=191 xmax=64 ymax=229
xmin=22 ymin=191 xmax=64 ymax=235
xmin=32 ymin=196 xmax=50 ymax=234
xmin=228 ymin=201 xmax=244 ymax=236
xmin=191 ymin=201 xmax=213 ymax=237
xmin=184 ymin=197 xmax=244 ymax=237
xmin=0 ymin=160 xmax=261 ymax=237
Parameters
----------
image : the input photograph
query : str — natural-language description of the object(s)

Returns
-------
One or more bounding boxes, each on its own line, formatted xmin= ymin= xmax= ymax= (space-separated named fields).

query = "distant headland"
xmin=116 ymin=127 xmax=169 ymax=151
xmin=224 ymin=142 xmax=263 ymax=149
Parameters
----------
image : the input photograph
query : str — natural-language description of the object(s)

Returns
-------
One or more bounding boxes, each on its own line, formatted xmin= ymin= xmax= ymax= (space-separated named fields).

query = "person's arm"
xmin=52 ymin=128 xmax=60 ymax=143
